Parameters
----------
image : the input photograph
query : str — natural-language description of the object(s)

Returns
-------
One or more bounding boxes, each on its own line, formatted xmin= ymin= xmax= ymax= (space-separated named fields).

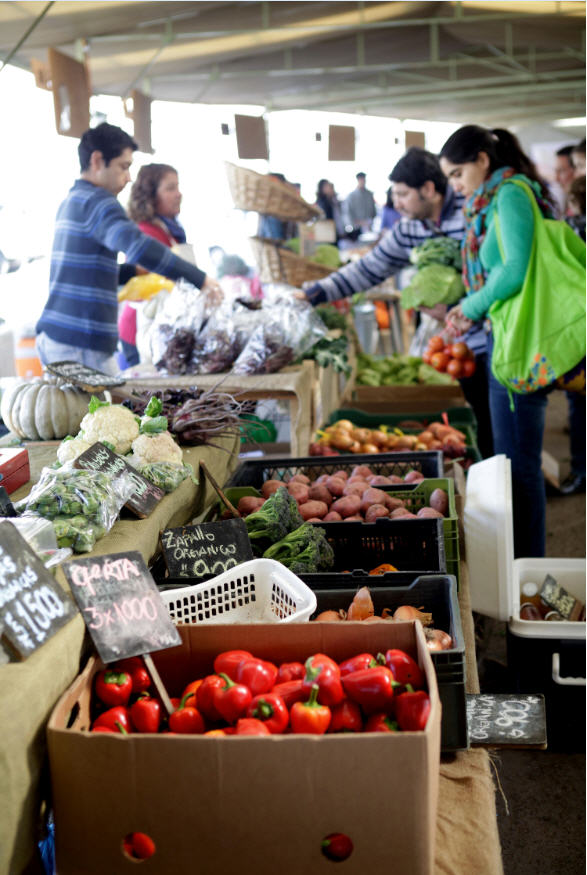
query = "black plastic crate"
xmin=307 ymin=517 xmax=446 ymax=577
xmin=226 ymin=450 xmax=444 ymax=489
xmin=310 ymin=574 xmax=467 ymax=751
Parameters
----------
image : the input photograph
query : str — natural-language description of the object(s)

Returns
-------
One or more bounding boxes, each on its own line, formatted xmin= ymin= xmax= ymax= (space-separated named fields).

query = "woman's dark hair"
xmin=127 ymin=163 xmax=178 ymax=223
xmin=78 ymin=122 xmax=137 ymax=171
xmin=569 ymin=175 xmax=586 ymax=215
xmin=440 ymin=125 xmax=548 ymax=196
xmin=389 ymin=147 xmax=447 ymax=195
xmin=316 ymin=179 xmax=332 ymax=200
xmin=385 ymin=186 xmax=393 ymax=208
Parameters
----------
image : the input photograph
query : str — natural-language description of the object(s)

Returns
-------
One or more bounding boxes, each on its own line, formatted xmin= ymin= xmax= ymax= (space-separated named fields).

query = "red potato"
xmin=343 ymin=481 xmax=369 ymax=498
xmin=315 ymin=474 xmax=330 ymax=485
xmin=360 ymin=488 xmax=390 ymax=515
xmin=287 ymin=482 xmax=310 ymax=504
xmin=262 ymin=479 xmax=285 ymax=498
xmin=389 ymin=475 xmax=404 ymax=483
xmin=390 ymin=507 xmax=415 ymax=518
xmin=367 ymin=475 xmax=395 ymax=487
xmin=384 ymin=497 xmax=405 ymax=512
xmin=325 ymin=476 xmax=346 ymax=497
xmin=331 ymin=494 xmax=362 ymax=518
xmin=237 ymin=496 xmax=265 ymax=516
xmin=288 ymin=473 xmax=311 ymax=485
xmin=305 ymin=517 xmax=324 ymax=523
xmin=429 ymin=488 xmax=448 ymax=516
xmin=403 ymin=470 xmax=425 ymax=483
xmin=343 ymin=515 xmax=364 ymax=522
xmin=323 ymin=511 xmax=343 ymax=522
xmin=417 ymin=507 xmax=444 ymax=519
xmin=298 ymin=500 xmax=329 ymax=521
xmin=332 ymin=470 xmax=349 ymax=481
xmin=365 ymin=504 xmax=390 ymax=522
xmin=350 ymin=465 xmax=374 ymax=480
xmin=308 ymin=484 xmax=333 ymax=506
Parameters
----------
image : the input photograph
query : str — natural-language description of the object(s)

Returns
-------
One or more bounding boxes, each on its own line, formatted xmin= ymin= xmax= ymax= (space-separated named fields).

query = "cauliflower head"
xmin=56 ymin=435 xmax=92 ymax=465
xmin=131 ymin=431 xmax=183 ymax=467
xmin=80 ymin=404 xmax=139 ymax=455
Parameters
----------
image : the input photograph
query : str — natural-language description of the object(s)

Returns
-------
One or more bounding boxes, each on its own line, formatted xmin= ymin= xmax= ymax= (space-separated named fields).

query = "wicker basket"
xmin=250 ymin=237 xmax=333 ymax=287
xmin=225 ymin=162 xmax=321 ymax=221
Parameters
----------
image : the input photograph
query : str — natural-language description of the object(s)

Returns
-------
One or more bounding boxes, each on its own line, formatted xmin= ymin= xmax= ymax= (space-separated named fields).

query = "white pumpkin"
xmin=0 ymin=379 xmax=94 ymax=440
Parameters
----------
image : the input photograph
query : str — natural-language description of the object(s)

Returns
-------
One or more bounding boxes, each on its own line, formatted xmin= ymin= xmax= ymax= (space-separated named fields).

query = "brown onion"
xmin=393 ymin=605 xmax=433 ymax=626
xmin=314 ymin=610 xmax=346 ymax=623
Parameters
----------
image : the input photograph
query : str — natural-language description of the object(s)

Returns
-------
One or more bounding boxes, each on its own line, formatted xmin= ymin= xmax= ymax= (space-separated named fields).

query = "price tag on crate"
xmin=75 ymin=442 xmax=164 ymax=519
xmin=63 ymin=551 xmax=181 ymax=665
xmin=466 ymin=693 xmax=547 ymax=749
xmin=161 ymin=519 xmax=253 ymax=580
xmin=0 ymin=521 xmax=77 ymax=659
xmin=45 ymin=360 xmax=125 ymax=392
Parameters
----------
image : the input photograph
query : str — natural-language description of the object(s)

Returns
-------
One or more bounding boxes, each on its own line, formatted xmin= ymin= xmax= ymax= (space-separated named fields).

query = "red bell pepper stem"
xmin=213 ymin=673 xmax=252 ymax=724
xmin=95 ymin=669 xmax=132 ymax=707
xmin=290 ymin=684 xmax=331 ymax=734
xmin=168 ymin=693 xmax=205 ymax=734
xmin=247 ymin=693 xmax=289 ymax=734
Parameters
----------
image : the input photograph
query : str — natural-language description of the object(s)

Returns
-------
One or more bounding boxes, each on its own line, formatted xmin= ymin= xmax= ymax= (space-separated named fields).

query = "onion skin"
xmin=347 ymin=587 xmax=375 ymax=621
xmin=425 ymin=628 xmax=453 ymax=650
xmin=393 ymin=605 xmax=433 ymax=626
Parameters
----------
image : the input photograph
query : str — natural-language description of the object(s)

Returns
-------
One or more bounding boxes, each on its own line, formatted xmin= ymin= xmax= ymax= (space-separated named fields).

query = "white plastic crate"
xmin=160 ymin=558 xmax=317 ymax=625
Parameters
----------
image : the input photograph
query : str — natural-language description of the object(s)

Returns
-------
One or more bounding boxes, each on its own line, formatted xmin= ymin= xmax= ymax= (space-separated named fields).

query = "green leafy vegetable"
xmin=144 ymin=396 xmax=163 ymax=417
xmin=88 ymin=396 xmax=110 ymax=414
xmin=401 ymin=264 xmax=464 ymax=310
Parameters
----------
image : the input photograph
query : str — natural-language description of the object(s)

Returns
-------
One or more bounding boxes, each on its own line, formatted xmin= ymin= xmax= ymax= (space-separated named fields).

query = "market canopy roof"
xmin=1 ymin=1 xmax=585 ymax=127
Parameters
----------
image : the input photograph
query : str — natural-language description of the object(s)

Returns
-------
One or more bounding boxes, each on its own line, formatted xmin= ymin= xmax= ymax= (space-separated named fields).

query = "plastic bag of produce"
xmin=139 ymin=462 xmax=194 ymax=493
xmin=232 ymin=301 xmax=327 ymax=375
xmin=15 ymin=467 xmax=134 ymax=553
xmin=149 ymin=280 xmax=213 ymax=373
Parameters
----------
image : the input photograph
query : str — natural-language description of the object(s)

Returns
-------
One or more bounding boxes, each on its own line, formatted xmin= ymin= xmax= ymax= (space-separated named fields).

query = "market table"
xmin=0 ymin=434 xmax=240 ymax=875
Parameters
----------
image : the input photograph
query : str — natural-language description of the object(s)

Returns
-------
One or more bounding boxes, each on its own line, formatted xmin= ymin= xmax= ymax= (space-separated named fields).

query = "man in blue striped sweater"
xmin=36 ymin=123 xmax=220 ymax=375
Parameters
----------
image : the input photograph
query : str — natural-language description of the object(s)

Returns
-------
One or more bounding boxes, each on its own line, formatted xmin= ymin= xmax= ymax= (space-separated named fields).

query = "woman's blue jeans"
xmin=487 ymin=334 xmax=549 ymax=558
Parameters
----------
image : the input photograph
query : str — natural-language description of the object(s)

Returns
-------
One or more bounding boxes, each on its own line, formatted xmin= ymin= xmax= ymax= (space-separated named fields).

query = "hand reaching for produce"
xmin=201 ymin=276 xmax=224 ymax=305
xmin=419 ymin=303 xmax=448 ymax=322
xmin=445 ymin=304 xmax=473 ymax=337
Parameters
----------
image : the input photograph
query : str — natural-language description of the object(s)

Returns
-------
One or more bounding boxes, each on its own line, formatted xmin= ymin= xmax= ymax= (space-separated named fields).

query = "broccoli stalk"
xmin=263 ymin=523 xmax=334 ymax=574
xmin=244 ymin=487 xmax=303 ymax=550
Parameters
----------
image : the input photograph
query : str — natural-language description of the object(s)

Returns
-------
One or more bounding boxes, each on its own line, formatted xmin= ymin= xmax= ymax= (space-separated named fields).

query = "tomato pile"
xmin=423 ymin=336 xmax=476 ymax=379
xmin=90 ymin=650 xmax=431 ymax=736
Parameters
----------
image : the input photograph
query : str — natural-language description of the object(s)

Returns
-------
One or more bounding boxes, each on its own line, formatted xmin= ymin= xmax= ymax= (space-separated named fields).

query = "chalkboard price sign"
xmin=0 ymin=521 xmax=77 ymax=659
xmin=161 ymin=518 xmax=253 ymax=580
xmin=75 ymin=442 xmax=164 ymax=518
xmin=63 ymin=550 xmax=181 ymax=664
xmin=466 ymin=693 xmax=547 ymax=748
xmin=45 ymin=360 xmax=125 ymax=391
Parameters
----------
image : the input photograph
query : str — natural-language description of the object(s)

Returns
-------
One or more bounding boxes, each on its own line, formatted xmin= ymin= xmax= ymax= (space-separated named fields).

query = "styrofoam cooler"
xmin=464 ymin=455 xmax=586 ymax=749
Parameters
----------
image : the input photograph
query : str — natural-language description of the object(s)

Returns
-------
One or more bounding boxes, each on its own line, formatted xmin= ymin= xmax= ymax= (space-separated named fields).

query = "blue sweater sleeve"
xmin=93 ymin=196 xmax=207 ymax=289
xmin=461 ymin=183 xmax=535 ymax=322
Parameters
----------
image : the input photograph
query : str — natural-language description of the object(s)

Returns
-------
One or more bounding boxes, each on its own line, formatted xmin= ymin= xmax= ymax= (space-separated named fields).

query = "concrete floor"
xmin=475 ymin=391 xmax=586 ymax=875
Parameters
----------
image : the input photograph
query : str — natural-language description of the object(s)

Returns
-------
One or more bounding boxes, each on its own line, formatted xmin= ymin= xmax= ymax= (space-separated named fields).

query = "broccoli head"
xmin=244 ymin=486 xmax=303 ymax=550
xmin=263 ymin=523 xmax=334 ymax=574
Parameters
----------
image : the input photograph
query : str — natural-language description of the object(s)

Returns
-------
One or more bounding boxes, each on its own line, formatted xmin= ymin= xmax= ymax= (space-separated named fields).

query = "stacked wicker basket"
xmin=225 ymin=162 xmax=332 ymax=287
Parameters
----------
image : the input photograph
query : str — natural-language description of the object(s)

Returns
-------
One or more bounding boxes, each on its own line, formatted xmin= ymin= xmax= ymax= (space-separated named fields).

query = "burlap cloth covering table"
xmin=0 ymin=439 xmax=504 ymax=874
xmin=0 ymin=435 xmax=240 ymax=875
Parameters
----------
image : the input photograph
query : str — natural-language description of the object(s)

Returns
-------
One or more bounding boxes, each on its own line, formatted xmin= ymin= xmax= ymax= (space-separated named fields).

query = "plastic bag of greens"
xmin=139 ymin=462 xmax=195 ymax=493
xmin=15 ymin=467 xmax=134 ymax=553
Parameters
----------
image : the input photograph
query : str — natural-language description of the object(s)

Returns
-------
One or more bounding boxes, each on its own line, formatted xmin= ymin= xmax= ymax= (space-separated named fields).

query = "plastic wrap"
xmin=189 ymin=305 xmax=260 ymax=374
xmin=16 ymin=467 xmax=135 ymax=553
xmin=149 ymin=281 xmax=212 ymax=373
xmin=139 ymin=462 xmax=193 ymax=493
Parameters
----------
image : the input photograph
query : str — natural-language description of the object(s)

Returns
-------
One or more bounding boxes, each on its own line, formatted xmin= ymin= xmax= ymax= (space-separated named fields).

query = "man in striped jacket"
xmin=36 ymin=123 xmax=220 ymax=375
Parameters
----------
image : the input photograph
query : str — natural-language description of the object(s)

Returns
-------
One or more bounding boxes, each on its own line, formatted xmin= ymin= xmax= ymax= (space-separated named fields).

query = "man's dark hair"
xmin=356 ymin=172 xmax=366 ymax=180
xmin=389 ymin=147 xmax=447 ymax=195
xmin=556 ymin=145 xmax=575 ymax=160
xmin=78 ymin=122 xmax=138 ymax=171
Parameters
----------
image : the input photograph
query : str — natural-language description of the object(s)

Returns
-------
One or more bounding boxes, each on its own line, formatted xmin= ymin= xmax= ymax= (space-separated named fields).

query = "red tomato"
xmin=430 ymin=352 xmax=450 ymax=372
xmin=450 ymin=342 xmax=469 ymax=360
xmin=427 ymin=335 xmax=445 ymax=353
xmin=461 ymin=358 xmax=476 ymax=377
xmin=422 ymin=349 xmax=432 ymax=364
xmin=446 ymin=358 xmax=464 ymax=378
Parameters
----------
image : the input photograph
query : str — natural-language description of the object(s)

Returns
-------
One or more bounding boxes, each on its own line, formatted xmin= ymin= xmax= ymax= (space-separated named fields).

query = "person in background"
xmin=315 ymin=179 xmax=345 ymax=240
xmin=439 ymin=125 xmax=559 ymax=556
xmin=554 ymin=144 xmax=575 ymax=214
xmin=380 ymin=186 xmax=401 ymax=231
xmin=217 ymin=252 xmax=262 ymax=300
xmin=300 ymin=147 xmax=494 ymax=459
xmin=342 ymin=172 xmax=376 ymax=233
xmin=118 ymin=163 xmax=188 ymax=366
xmin=571 ymin=139 xmax=586 ymax=178
xmin=566 ymin=175 xmax=586 ymax=240
xmin=36 ymin=123 xmax=220 ymax=375
xmin=257 ymin=172 xmax=289 ymax=240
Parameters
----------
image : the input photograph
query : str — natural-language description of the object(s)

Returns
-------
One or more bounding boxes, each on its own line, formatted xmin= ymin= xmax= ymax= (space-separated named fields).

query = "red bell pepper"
xmin=302 ymin=655 xmax=344 ymax=707
xmin=234 ymin=718 xmax=271 ymax=736
xmin=130 ymin=693 xmax=161 ymax=734
xmin=91 ymin=725 xmax=128 ymax=735
xmin=204 ymin=729 xmax=227 ymax=737
xmin=328 ymin=698 xmax=363 ymax=732
xmin=247 ymin=693 xmax=289 ymax=734
xmin=338 ymin=652 xmax=376 ymax=677
xmin=321 ymin=833 xmax=353 ymax=862
xmin=378 ymin=649 xmax=425 ymax=690
xmin=290 ymin=684 xmax=331 ymax=734
xmin=365 ymin=712 xmax=399 ymax=733
xmin=196 ymin=674 xmax=225 ymax=721
xmin=395 ymin=689 xmax=431 ymax=731
xmin=112 ymin=657 xmax=151 ymax=694
xmin=181 ymin=678 xmax=203 ymax=702
xmin=271 ymin=679 xmax=306 ymax=709
xmin=91 ymin=706 xmax=132 ymax=733
xmin=235 ymin=658 xmax=278 ymax=696
xmin=168 ymin=693 xmax=205 ymax=734
xmin=276 ymin=661 xmax=305 ymax=683
xmin=342 ymin=666 xmax=395 ymax=714
xmin=123 ymin=832 xmax=156 ymax=860
xmin=94 ymin=669 xmax=132 ymax=707
xmin=213 ymin=649 xmax=254 ymax=680
xmin=213 ymin=673 xmax=252 ymax=723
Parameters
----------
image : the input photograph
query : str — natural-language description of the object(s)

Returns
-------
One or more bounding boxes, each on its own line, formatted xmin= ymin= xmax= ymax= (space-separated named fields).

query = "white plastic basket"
xmin=160 ymin=558 xmax=317 ymax=625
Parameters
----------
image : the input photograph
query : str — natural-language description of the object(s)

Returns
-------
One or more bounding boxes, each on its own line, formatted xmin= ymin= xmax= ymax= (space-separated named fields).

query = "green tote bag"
xmin=489 ymin=178 xmax=586 ymax=394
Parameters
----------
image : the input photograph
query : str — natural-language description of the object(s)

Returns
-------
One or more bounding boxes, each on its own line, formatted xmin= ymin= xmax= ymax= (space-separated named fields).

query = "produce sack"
xmin=16 ymin=467 xmax=134 ymax=553
xmin=489 ymin=178 xmax=586 ymax=394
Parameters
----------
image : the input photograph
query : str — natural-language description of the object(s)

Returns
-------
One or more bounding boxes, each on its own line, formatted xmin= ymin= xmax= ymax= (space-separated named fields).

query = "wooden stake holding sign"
xmin=62 ymin=551 xmax=181 ymax=714
xmin=200 ymin=461 xmax=239 ymax=518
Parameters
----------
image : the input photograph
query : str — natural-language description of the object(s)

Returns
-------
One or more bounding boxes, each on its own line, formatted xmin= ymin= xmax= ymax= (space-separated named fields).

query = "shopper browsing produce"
xmin=36 ymin=123 xmax=221 ymax=375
